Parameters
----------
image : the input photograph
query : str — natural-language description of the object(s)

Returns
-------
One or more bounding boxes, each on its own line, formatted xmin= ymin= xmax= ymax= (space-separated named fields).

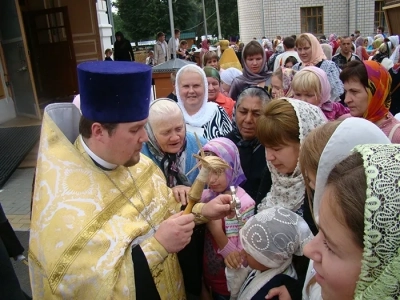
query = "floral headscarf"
xmin=353 ymin=144 xmax=400 ymax=299
xmin=145 ymin=98 xmax=191 ymax=187
xmin=300 ymin=33 xmax=327 ymax=67
xmin=362 ymin=61 xmax=392 ymax=123
xmin=258 ymin=99 xmax=327 ymax=213
xmin=201 ymin=137 xmax=246 ymax=200
xmin=280 ymin=67 xmax=296 ymax=97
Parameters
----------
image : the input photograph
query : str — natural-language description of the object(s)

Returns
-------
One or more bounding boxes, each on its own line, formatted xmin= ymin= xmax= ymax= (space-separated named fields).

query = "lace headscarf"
xmin=362 ymin=61 xmax=392 ymax=123
xmin=258 ymin=99 xmax=327 ymax=212
xmin=313 ymin=118 xmax=390 ymax=223
xmin=353 ymin=144 xmax=400 ymax=299
xmin=201 ymin=137 xmax=246 ymax=201
xmin=176 ymin=64 xmax=219 ymax=127
xmin=145 ymin=98 xmax=191 ymax=187
xmin=238 ymin=207 xmax=313 ymax=299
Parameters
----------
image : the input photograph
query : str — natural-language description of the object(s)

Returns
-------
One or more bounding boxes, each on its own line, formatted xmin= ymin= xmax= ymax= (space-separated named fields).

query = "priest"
xmin=29 ymin=61 xmax=233 ymax=299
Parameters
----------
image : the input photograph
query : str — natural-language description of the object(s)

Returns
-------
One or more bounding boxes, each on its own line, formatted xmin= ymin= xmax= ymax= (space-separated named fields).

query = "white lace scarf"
xmin=258 ymin=99 xmax=327 ymax=212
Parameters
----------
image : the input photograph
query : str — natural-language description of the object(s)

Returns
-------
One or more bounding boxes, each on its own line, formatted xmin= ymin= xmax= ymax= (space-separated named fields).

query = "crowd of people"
xmin=1 ymin=27 xmax=400 ymax=300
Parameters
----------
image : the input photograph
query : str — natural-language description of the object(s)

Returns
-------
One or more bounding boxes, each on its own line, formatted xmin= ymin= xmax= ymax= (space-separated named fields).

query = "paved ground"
xmin=0 ymin=168 xmax=34 ymax=297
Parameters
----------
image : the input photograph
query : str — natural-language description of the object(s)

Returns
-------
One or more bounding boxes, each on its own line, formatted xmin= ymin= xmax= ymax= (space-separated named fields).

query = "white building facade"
xmin=238 ymin=0 xmax=380 ymax=43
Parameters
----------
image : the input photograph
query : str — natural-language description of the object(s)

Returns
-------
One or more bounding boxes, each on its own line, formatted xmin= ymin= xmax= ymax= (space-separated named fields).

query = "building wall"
xmin=238 ymin=0 xmax=376 ymax=43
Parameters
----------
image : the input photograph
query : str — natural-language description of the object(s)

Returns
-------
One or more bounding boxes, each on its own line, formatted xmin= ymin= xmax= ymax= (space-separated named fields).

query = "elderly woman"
xmin=141 ymin=98 xmax=208 ymax=299
xmin=229 ymin=40 xmax=272 ymax=101
xmin=340 ymin=60 xmax=400 ymax=143
xmin=203 ymin=66 xmax=235 ymax=119
xmin=225 ymin=87 xmax=272 ymax=203
xmin=292 ymin=33 xmax=343 ymax=101
xmin=141 ymin=98 xmax=206 ymax=187
xmin=176 ymin=64 xmax=232 ymax=140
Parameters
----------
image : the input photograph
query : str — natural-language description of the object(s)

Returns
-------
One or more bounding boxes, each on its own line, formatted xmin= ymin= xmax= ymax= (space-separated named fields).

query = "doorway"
xmin=24 ymin=7 xmax=78 ymax=101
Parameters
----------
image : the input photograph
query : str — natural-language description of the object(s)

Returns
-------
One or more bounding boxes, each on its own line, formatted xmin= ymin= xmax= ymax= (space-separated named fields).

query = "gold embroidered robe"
xmin=29 ymin=105 xmax=205 ymax=299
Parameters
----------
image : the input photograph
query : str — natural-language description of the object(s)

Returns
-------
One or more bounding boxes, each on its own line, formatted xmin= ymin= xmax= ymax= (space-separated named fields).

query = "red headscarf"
xmin=363 ymin=60 xmax=392 ymax=123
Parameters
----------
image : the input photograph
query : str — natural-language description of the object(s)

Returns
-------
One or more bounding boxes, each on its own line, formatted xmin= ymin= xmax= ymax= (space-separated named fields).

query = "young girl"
xmin=283 ymin=56 xmax=298 ymax=68
xmin=203 ymin=51 xmax=220 ymax=71
xmin=225 ymin=207 xmax=313 ymax=300
xmin=291 ymin=66 xmax=350 ymax=120
xmin=271 ymin=67 xmax=296 ymax=98
xmin=200 ymin=137 xmax=255 ymax=300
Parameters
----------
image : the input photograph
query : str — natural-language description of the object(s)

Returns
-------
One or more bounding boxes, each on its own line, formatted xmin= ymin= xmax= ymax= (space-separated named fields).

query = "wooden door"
xmin=26 ymin=7 xmax=77 ymax=98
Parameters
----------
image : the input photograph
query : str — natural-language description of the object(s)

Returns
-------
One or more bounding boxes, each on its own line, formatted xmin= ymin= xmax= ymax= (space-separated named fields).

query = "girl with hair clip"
xmin=271 ymin=67 xmax=296 ymax=99
xmin=200 ymin=137 xmax=255 ymax=300
xmin=265 ymin=117 xmax=390 ymax=300
xmin=291 ymin=66 xmax=350 ymax=120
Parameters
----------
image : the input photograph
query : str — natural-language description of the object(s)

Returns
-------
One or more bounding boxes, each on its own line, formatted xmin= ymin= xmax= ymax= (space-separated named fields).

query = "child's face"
xmin=271 ymin=75 xmax=283 ymax=98
xmin=106 ymin=51 xmax=112 ymax=57
xmin=284 ymin=61 xmax=294 ymax=68
xmin=206 ymin=59 xmax=218 ymax=69
xmin=208 ymin=170 xmax=228 ymax=193
xmin=240 ymin=249 xmax=269 ymax=271
xmin=293 ymin=89 xmax=319 ymax=106
xmin=149 ymin=53 xmax=154 ymax=58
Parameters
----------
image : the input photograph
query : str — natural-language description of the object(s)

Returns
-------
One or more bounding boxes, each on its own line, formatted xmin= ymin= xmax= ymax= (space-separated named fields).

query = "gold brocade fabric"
xmin=29 ymin=111 xmax=185 ymax=299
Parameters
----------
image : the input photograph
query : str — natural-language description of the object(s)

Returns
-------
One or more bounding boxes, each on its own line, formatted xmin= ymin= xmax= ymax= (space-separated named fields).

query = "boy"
xmin=104 ymin=49 xmax=113 ymax=61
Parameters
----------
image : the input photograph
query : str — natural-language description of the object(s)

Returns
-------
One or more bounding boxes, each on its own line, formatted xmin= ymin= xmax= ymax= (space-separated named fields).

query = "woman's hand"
xmin=172 ymin=185 xmax=190 ymax=206
xmin=224 ymin=251 xmax=243 ymax=269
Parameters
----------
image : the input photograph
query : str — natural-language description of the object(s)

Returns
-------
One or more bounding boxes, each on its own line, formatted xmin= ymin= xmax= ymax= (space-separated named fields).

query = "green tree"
xmin=204 ymin=0 xmax=239 ymax=39
xmin=112 ymin=12 xmax=131 ymax=41
xmin=114 ymin=0 xmax=200 ymax=48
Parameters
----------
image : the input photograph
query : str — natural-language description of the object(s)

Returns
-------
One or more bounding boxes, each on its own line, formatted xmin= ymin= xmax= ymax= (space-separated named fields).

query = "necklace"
xmin=101 ymin=167 xmax=156 ymax=231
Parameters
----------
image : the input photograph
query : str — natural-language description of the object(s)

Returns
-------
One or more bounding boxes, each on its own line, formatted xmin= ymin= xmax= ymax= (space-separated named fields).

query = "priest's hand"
xmin=202 ymin=194 xmax=235 ymax=220
xmin=172 ymin=185 xmax=190 ymax=206
xmin=154 ymin=212 xmax=195 ymax=253
xmin=265 ymin=286 xmax=292 ymax=300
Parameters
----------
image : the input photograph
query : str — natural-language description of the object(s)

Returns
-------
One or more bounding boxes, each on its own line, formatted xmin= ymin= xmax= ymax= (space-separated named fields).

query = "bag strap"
xmin=388 ymin=123 xmax=400 ymax=142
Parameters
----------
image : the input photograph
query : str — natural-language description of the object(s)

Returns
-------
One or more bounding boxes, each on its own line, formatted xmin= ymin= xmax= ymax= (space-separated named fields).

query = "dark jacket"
xmin=225 ymin=131 xmax=270 ymax=205
xmin=113 ymin=32 xmax=135 ymax=61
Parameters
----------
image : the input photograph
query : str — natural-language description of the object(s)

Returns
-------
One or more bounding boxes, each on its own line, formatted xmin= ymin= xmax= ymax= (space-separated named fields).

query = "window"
xmin=374 ymin=0 xmax=386 ymax=31
xmin=301 ymin=7 xmax=324 ymax=35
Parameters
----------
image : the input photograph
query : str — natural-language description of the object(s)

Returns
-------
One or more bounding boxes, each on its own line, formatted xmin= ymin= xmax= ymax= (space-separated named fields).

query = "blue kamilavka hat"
xmin=77 ymin=61 xmax=152 ymax=123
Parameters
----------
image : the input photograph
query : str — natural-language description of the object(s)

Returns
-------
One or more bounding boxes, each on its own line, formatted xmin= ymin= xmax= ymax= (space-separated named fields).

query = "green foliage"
xmin=112 ymin=13 xmax=131 ymax=41
xmin=114 ymin=0 xmax=201 ymax=42
xmin=204 ymin=0 xmax=239 ymax=39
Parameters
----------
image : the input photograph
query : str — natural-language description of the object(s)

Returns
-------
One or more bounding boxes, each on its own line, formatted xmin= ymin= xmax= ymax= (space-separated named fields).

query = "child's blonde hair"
xmin=104 ymin=48 xmax=112 ymax=55
xmin=291 ymin=70 xmax=321 ymax=98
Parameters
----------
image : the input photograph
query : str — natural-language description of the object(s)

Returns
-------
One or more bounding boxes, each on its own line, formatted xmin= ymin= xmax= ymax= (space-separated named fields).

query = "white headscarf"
xmin=238 ymin=207 xmax=313 ymax=300
xmin=175 ymin=64 xmax=218 ymax=127
xmin=257 ymin=99 xmax=327 ymax=212
xmin=313 ymin=118 xmax=390 ymax=223
xmin=220 ymin=67 xmax=243 ymax=86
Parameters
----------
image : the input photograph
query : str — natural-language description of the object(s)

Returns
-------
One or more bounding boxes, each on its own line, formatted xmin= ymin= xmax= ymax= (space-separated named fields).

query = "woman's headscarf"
xmin=176 ymin=64 xmax=219 ymax=127
xmin=388 ymin=35 xmax=400 ymax=48
xmin=373 ymin=38 xmax=384 ymax=49
xmin=145 ymin=98 xmax=191 ymax=187
xmin=238 ymin=41 xmax=271 ymax=85
xmin=353 ymin=144 xmax=400 ymax=299
xmin=257 ymin=99 xmax=327 ymax=213
xmin=203 ymin=66 xmax=220 ymax=82
xmin=201 ymin=137 xmax=246 ymax=200
xmin=280 ymin=67 xmax=296 ymax=97
xmin=221 ymin=68 xmax=242 ymax=86
xmin=201 ymin=39 xmax=210 ymax=51
xmin=312 ymin=118 xmax=390 ymax=223
xmin=374 ymin=34 xmax=384 ymax=40
xmin=355 ymin=37 xmax=365 ymax=59
xmin=367 ymin=36 xmax=374 ymax=47
xmin=238 ymin=207 xmax=313 ymax=300
xmin=301 ymin=33 xmax=327 ymax=67
xmin=321 ymin=44 xmax=333 ymax=60
xmin=300 ymin=66 xmax=332 ymax=112
xmin=362 ymin=61 xmax=392 ymax=123
xmin=232 ymin=87 xmax=271 ymax=150
xmin=329 ymin=33 xmax=337 ymax=43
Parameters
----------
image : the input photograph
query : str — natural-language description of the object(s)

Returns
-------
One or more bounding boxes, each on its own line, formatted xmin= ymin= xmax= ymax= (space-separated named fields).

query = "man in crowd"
xmin=29 ymin=61 xmax=233 ymax=299
xmin=273 ymin=36 xmax=301 ymax=71
xmin=154 ymin=31 xmax=169 ymax=65
xmin=168 ymin=28 xmax=181 ymax=59
xmin=332 ymin=36 xmax=361 ymax=69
